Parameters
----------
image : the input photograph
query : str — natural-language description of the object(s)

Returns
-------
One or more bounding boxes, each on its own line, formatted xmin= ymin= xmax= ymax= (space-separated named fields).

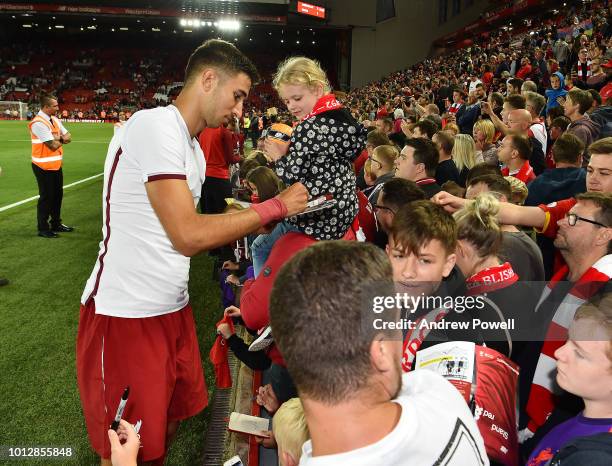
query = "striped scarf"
xmin=448 ymin=102 xmax=463 ymax=114
xmin=576 ymin=60 xmax=592 ymax=80
xmin=525 ymin=254 xmax=612 ymax=432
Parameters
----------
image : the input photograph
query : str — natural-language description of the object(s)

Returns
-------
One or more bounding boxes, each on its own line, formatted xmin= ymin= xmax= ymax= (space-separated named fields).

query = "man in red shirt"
xmin=499 ymin=133 xmax=536 ymax=184
xmin=198 ymin=123 xmax=241 ymax=214
xmin=517 ymin=57 xmax=533 ymax=80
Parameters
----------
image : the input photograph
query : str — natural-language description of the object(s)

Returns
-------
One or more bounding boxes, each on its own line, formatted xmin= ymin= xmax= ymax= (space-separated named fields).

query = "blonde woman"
xmin=454 ymin=193 xmax=522 ymax=358
xmin=452 ymin=134 xmax=482 ymax=187
xmin=473 ymin=119 xmax=499 ymax=166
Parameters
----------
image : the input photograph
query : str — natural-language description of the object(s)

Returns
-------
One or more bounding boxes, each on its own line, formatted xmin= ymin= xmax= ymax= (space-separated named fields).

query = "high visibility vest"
xmin=29 ymin=115 xmax=63 ymax=171
xmin=243 ymin=116 xmax=251 ymax=129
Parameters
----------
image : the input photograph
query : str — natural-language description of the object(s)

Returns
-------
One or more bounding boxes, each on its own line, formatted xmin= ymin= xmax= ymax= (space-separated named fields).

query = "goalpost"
xmin=0 ymin=101 xmax=29 ymax=120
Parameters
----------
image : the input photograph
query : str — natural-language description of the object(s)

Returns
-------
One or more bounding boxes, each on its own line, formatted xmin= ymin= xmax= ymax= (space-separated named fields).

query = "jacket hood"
xmin=570 ymin=114 xmax=601 ymax=133
xmin=553 ymin=71 xmax=565 ymax=88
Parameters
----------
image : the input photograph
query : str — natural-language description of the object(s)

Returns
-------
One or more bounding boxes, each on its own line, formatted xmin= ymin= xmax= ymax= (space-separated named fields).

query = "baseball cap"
xmin=602 ymin=59 xmax=612 ymax=69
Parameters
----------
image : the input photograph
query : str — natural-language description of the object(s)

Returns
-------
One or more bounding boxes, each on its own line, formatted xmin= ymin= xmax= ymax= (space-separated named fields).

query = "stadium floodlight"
xmin=187 ymin=19 xmax=193 ymax=26
xmin=207 ymin=21 xmax=212 ymax=26
xmin=217 ymin=19 xmax=240 ymax=31
xmin=180 ymin=19 xmax=187 ymax=26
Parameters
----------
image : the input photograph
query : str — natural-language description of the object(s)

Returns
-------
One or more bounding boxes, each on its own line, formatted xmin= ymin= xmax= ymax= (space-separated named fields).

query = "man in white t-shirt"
xmin=77 ymin=39 xmax=308 ymax=466
xmin=469 ymin=75 xmax=483 ymax=95
xmin=269 ymin=241 xmax=489 ymax=466
xmin=524 ymin=91 xmax=548 ymax=154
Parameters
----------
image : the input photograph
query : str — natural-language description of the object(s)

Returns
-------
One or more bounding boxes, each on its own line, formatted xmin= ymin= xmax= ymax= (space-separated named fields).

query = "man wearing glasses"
xmin=372 ymin=178 xmax=425 ymax=236
xmin=434 ymin=138 xmax=612 ymax=447
xmin=575 ymin=48 xmax=592 ymax=84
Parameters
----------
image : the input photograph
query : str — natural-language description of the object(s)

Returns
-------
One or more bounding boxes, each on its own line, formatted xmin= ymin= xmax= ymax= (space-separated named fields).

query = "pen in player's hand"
xmin=110 ymin=386 xmax=130 ymax=431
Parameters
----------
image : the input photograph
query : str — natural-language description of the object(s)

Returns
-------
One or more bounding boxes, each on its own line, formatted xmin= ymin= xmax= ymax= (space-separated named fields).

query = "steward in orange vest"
xmin=29 ymin=93 xmax=74 ymax=237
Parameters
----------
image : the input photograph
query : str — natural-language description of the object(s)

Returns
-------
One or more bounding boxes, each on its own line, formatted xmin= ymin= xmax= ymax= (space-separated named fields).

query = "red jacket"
xmin=240 ymin=232 xmax=317 ymax=366
xmin=516 ymin=64 xmax=533 ymax=80
xmin=353 ymin=148 xmax=369 ymax=174
xmin=198 ymin=126 xmax=240 ymax=179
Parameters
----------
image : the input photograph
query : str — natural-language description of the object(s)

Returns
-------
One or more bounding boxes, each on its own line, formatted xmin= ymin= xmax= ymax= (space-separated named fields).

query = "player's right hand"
xmin=276 ymin=183 xmax=308 ymax=217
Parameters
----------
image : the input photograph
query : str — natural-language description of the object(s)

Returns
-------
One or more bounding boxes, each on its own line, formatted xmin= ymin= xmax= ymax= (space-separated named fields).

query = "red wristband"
xmin=250 ymin=198 xmax=288 ymax=226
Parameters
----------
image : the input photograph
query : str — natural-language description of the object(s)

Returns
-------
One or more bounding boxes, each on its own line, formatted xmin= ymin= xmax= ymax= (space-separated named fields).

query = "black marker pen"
xmin=110 ymin=386 xmax=130 ymax=431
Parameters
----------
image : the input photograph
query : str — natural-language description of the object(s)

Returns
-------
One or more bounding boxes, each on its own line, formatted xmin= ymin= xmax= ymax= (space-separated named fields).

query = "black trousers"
xmin=201 ymin=176 xmax=234 ymax=260
xmin=31 ymin=163 xmax=63 ymax=231
xmin=200 ymin=176 xmax=232 ymax=214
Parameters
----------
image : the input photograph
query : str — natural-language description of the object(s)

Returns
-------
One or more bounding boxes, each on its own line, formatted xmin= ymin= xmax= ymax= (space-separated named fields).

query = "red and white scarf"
xmin=576 ymin=60 xmax=592 ymax=80
xmin=416 ymin=177 xmax=437 ymax=186
xmin=448 ymin=102 xmax=463 ymax=114
xmin=402 ymin=307 xmax=450 ymax=372
xmin=402 ymin=263 xmax=519 ymax=372
xmin=526 ymin=254 xmax=612 ymax=432
xmin=302 ymin=94 xmax=343 ymax=121
xmin=465 ymin=262 xmax=519 ymax=296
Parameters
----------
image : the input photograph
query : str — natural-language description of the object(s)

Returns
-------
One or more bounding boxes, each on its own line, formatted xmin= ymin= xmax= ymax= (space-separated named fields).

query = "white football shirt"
xmin=299 ymin=371 xmax=489 ymax=466
xmin=81 ymin=105 xmax=206 ymax=317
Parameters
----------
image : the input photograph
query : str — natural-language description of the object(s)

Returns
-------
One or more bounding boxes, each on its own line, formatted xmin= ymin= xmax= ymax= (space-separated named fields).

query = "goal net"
xmin=0 ymin=101 xmax=29 ymax=120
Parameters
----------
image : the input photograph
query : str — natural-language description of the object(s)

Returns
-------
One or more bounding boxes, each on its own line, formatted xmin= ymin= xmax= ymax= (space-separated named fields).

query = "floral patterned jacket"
xmin=275 ymin=108 xmax=367 ymax=240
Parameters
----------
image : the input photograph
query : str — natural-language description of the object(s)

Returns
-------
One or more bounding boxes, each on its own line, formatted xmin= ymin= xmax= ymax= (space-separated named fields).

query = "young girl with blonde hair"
xmin=252 ymin=56 xmax=367 ymax=275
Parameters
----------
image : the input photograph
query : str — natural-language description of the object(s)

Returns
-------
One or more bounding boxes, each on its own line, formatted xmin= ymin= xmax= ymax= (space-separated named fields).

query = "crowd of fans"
xmin=203 ymin=2 xmax=612 ymax=466
xmin=4 ymin=1 xmax=612 ymax=464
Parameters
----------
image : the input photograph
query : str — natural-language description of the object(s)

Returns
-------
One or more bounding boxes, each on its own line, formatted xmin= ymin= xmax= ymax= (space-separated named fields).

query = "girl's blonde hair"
xmin=452 ymin=134 xmax=478 ymax=172
xmin=473 ymin=119 xmax=496 ymax=144
xmin=272 ymin=398 xmax=309 ymax=463
xmin=454 ymin=192 xmax=502 ymax=258
xmin=273 ymin=56 xmax=331 ymax=93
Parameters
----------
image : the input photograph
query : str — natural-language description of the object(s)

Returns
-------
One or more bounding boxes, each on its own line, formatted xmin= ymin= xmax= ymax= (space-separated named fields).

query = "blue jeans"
xmin=251 ymin=221 xmax=299 ymax=277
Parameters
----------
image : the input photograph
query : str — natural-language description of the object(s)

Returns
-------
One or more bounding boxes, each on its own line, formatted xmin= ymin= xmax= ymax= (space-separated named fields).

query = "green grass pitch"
xmin=0 ymin=120 xmax=220 ymax=464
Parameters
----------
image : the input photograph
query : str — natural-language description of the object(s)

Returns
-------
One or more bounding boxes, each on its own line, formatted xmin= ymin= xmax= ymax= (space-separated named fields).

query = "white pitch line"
xmin=0 ymin=172 xmax=103 ymax=212
xmin=6 ymin=139 xmax=108 ymax=144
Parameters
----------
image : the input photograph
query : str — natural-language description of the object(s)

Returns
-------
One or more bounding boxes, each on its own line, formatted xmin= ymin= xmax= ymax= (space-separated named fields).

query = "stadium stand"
xmin=2 ymin=1 xmax=612 ymax=466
